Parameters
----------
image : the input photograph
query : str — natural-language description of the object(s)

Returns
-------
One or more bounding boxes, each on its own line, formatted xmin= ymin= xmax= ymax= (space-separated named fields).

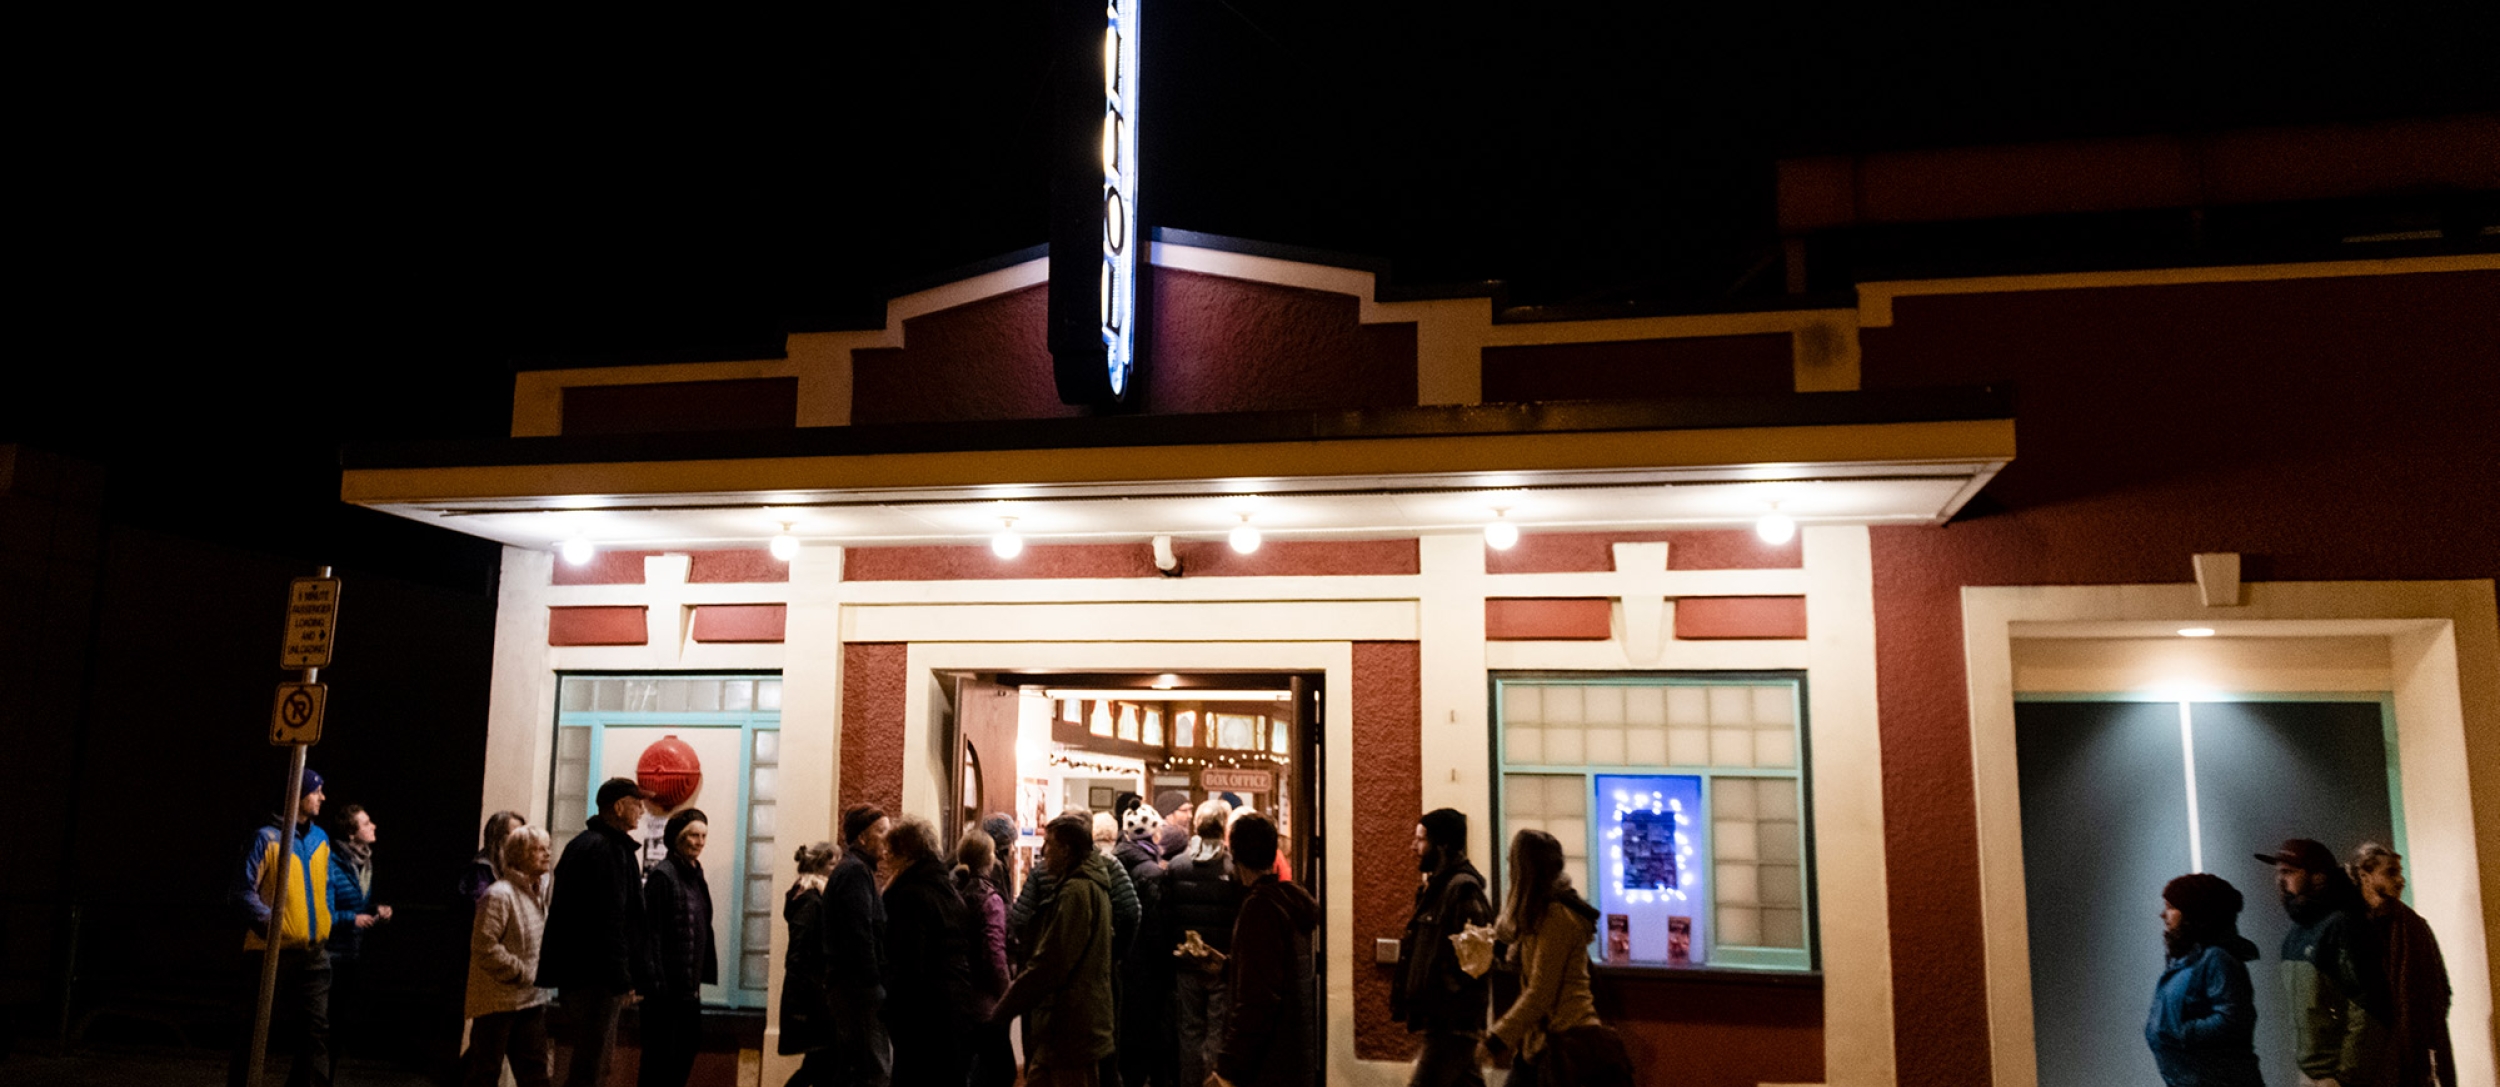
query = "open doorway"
xmin=941 ymin=670 xmax=1323 ymax=907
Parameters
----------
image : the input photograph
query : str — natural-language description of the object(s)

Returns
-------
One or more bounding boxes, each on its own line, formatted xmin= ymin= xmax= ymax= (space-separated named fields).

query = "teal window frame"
xmin=552 ymin=672 xmax=782 ymax=1008
xmin=1491 ymin=672 xmax=1818 ymax=974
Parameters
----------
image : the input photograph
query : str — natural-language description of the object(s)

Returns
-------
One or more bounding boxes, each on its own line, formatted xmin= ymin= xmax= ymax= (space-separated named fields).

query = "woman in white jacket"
xmin=467 ymin=825 xmax=555 ymax=1087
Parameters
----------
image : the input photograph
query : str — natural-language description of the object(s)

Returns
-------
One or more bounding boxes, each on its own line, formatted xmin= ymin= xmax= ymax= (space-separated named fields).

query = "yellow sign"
xmin=280 ymin=578 xmax=341 ymax=669
xmin=270 ymin=683 xmax=327 ymax=746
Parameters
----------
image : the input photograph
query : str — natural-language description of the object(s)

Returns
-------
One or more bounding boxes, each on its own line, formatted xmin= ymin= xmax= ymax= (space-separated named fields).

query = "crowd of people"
xmin=218 ymin=761 xmax=2466 ymax=1087
xmin=2146 ymin=837 xmax=2457 ymax=1087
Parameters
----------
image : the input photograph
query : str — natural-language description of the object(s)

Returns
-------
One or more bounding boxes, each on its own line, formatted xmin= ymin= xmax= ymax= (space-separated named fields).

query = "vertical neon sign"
xmin=1100 ymin=0 xmax=1140 ymax=398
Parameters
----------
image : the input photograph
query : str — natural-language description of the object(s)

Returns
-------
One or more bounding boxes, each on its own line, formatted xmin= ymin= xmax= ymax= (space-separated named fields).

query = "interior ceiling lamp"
xmin=560 ymin=536 xmax=595 ymax=566
xmin=769 ymin=522 xmax=799 ymax=562
xmin=991 ymin=517 xmax=1025 ymax=559
xmin=1484 ymin=508 xmax=1519 ymax=550
xmin=2178 ymin=627 xmax=2217 ymax=638
xmin=1229 ymin=512 xmax=1262 ymax=554
xmin=1755 ymin=504 xmax=1797 ymax=546
xmin=1043 ymin=688 xmax=1291 ymax=702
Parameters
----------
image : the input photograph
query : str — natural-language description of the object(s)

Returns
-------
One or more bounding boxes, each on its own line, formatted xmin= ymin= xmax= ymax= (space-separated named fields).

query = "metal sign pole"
xmin=245 ymin=566 xmax=328 ymax=1087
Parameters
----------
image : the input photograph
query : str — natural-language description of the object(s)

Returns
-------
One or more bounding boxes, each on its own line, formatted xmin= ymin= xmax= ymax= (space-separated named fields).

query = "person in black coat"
xmin=878 ymin=817 xmax=976 ymax=1087
xmin=776 ymin=842 xmax=840 ymax=1086
xmin=1393 ymin=809 xmax=1493 ymax=1087
xmin=1112 ymin=793 xmax=1175 ymax=1087
xmin=1216 ymin=812 xmax=1320 ymax=1087
xmin=825 ymin=804 xmax=894 ymax=1084
xmin=1163 ymin=798 xmax=1241 ymax=1087
xmin=539 ymin=778 xmax=658 ymax=1087
xmin=641 ymin=809 xmax=718 ymax=1087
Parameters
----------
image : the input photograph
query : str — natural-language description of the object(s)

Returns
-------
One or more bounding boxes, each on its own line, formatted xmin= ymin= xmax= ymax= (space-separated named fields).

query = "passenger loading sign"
xmin=280 ymin=577 xmax=341 ymax=668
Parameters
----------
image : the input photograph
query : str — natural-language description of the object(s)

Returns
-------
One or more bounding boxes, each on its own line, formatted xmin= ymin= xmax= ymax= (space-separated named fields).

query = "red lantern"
xmin=637 ymin=735 xmax=704 ymax=811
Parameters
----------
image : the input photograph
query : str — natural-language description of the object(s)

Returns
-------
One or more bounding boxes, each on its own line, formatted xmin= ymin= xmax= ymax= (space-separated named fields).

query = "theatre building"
xmin=343 ymin=136 xmax=2497 ymax=1087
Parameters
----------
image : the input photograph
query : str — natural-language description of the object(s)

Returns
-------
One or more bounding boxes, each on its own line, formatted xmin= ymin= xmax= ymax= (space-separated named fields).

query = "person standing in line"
xmin=953 ymin=833 xmax=1015 ymax=1087
xmin=1112 ymin=794 xmax=1174 ymax=1087
xmin=227 ymin=768 xmax=338 ymax=1087
xmin=466 ymin=826 xmax=557 ymax=1087
xmin=539 ymin=778 xmax=658 ymax=1087
xmin=976 ymin=814 xmax=1022 ymax=961
xmin=1394 ymin=809 xmax=1492 ymax=1087
xmin=324 ymin=803 xmax=391 ymax=1081
xmin=2351 ymin=843 xmax=2456 ymax=1087
xmin=1008 ymin=809 xmax=1141 ymax=965
xmin=879 ymin=816 xmax=977 ymax=1087
xmin=1162 ymin=798 xmax=1239 ymax=1087
xmin=640 ymin=809 xmax=718 ymax=1087
xmin=994 ymin=814 xmax=1118 ymax=1087
xmin=2144 ymin=873 xmax=2264 ymax=1087
xmin=2260 ymin=838 xmax=2391 ymax=1087
xmin=825 ymin=804 xmax=894 ymax=1086
xmin=1213 ymin=811 xmax=1319 ymax=1087
xmin=1154 ymin=791 xmax=1194 ymax=862
xmin=1480 ymin=829 xmax=1602 ymax=1087
xmin=777 ymin=842 xmax=840 ymax=1087
xmin=464 ymin=811 xmax=530 ymax=902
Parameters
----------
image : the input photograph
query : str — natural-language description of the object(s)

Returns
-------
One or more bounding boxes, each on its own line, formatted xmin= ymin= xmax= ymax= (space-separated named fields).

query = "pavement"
xmin=1 ymin=1046 xmax=440 ymax=1087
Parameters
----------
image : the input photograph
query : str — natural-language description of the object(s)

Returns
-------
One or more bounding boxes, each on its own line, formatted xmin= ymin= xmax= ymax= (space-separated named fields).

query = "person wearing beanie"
xmin=821 ymin=803 xmax=893 ymax=1083
xmin=640 ymin=809 xmax=717 ymax=1087
xmin=1156 ymin=790 xmax=1194 ymax=861
xmin=995 ymin=814 xmax=1119 ymax=1087
xmin=1006 ymin=810 xmax=1142 ymax=967
xmin=2350 ymin=843 xmax=2457 ymax=1087
xmin=977 ymin=813 xmax=1022 ymax=962
xmin=778 ymin=842 xmax=840 ymax=1085
xmin=227 ymin=767 xmax=337 ymax=1087
xmin=1110 ymin=792 xmax=1175 ymax=1087
xmin=1163 ymin=797 xmax=1241 ymax=1087
xmin=1396 ymin=808 xmax=1493 ymax=1087
xmin=2144 ymin=873 xmax=2263 ymax=1087
xmin=2259 ymin=838 xmax=2392 ymax=1086
xmin=540 ymin=776 xmax=658 ymax=1087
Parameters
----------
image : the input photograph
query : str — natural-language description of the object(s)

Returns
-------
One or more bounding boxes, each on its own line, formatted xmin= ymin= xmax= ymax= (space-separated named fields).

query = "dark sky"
xmin=13 ymin=2 xmax=2495 ymax=582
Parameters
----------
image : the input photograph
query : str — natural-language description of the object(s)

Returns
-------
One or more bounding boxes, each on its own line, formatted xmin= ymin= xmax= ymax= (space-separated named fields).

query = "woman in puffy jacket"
xmin=640 ymin=809 xmax=718 ymax=1087
xmin=953 ymin=831 xmax=1014 ymax=1087
xmin=465 ymin=825 xmax=554 ymax=1087
xmin=2144 ymin=873 xmax=2263 ymax=1087
xmin=1481 ymin=829 xmax=1604 ymax=1087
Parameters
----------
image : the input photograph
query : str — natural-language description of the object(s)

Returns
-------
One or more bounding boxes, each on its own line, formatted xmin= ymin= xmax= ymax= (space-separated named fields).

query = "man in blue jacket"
xmin=2145 ymin=873 xmax=2263 ymax=1087
xmin=227 ymin=768 xmax=336 ymax=1087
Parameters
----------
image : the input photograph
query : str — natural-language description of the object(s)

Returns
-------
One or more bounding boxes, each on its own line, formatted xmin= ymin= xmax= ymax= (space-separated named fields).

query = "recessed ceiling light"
xmin=2178 ymin=627 xmax=2217 ymax=638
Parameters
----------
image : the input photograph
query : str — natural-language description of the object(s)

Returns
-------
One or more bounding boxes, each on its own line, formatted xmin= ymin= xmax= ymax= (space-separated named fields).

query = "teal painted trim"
xmin=2377 ymin=696 xmax=2410 ymax=903
xmin=557 ymin=711 xmax=767 ymax=728
xmin=2014 ymin=690 xmax=2393 ymax=704
xmin=1708 ymin=946 xmax=1813 ymax=971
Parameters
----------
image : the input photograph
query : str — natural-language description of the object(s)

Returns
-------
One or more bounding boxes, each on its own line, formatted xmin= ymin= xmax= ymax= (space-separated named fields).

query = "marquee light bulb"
xmin=769 ymin=525 xmax=799 ymax=562
xmin=1484 ymin=510 xmax=1519 ymax=550
xmin=1756 ymin=509 xmax=1796 ymax=546
xmin=1229 ymin=515 xmax=1261 ymax=554
xmin=992 ymin=520 xmax=1024 ymax=560
xmin=560 ymin=537 xmax=595 ymax=566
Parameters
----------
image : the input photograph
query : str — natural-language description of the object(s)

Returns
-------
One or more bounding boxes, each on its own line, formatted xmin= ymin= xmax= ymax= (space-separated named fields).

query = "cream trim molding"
xmin=1858 ymin=253 xmax=2500 ymax=327
xmin=1962 ymin=579 xmax=2499 ymax=1087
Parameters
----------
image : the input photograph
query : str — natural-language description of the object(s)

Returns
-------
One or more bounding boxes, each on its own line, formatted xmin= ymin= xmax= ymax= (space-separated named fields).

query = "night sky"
xmin=12 ymin=1 xmax=2497 ymax=577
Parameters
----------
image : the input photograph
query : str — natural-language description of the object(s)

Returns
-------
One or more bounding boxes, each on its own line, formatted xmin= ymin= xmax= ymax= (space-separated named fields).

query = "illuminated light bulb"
xmin=1484 ymin=510 xmax=1519 ymax=550
xmin=560 ymin=537 xmax=594 ymax=566
xmin=770 ymin=529 xmax=799 ymax=562
xmin=1756 ymin=509 xmax=1797 ymax=546
xmin=2178 ymin=627 xmax=2217 ymax=638
xmin=992 ymin=519 xmax=1024 ymax=560
xmin=1230 ymin=515 xmax=1261 ymax=554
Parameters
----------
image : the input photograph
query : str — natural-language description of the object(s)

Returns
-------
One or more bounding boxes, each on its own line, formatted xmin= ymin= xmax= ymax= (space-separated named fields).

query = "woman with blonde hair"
xmin=1480 ymin=829 xmax=1627 ymax=1087
xmin=465 ymin=825 xmax=555 ymax=1087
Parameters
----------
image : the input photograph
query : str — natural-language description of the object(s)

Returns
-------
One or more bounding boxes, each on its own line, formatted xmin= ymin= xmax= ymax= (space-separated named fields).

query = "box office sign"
xmin=1201 ymin=767 xmax=1273 ymax=793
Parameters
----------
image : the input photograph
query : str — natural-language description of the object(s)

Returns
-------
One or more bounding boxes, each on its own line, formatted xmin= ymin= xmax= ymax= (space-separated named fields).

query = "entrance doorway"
xmin=942 ymin=670 xmax=1323 ymax=908
xmin=2015 ymin=695 xmax=2400 ymax=1087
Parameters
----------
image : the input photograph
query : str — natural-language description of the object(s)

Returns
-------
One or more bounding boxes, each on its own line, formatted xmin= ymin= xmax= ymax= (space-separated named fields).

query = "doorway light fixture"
xmin=1229 ymin=513 xmax=1261 ymax=554
xmin=769 ymin=523 xmax=799 ymax=561
xmin=1484 ymin=508 xmax=1519 ymax=550
xmin=560 ymin=537 xmax=595 ymax=566
xmin=992 ymin=517 xmax=1024 ymax=559
xmin=1756 ymin=504 xmax=1796 ymax=546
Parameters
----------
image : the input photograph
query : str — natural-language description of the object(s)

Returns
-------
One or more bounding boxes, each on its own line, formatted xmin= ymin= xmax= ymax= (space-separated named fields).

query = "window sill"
xmin=1588 ymin=962 xmax=1823 ymax=988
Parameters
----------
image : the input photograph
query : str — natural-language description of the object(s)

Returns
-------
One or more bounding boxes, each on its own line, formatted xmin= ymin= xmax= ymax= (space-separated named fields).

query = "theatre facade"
xmin=343 ymin=232 xmax=2499 ymax=1087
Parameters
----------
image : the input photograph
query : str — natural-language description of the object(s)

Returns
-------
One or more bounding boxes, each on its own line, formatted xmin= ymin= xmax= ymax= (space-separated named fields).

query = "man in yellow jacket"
xmin=227 ymin=768 xmax=336 ymax=1087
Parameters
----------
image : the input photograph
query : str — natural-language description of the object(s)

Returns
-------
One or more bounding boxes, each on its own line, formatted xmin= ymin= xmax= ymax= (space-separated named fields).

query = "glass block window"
xmin=553 ymin=673 xmax=783 ymax=1007
xmin=1495 ymin=675 xmax=1811 ymax=972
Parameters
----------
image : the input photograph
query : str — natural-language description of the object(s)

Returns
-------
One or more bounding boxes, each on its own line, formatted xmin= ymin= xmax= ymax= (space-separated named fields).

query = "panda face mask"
xmin=1121 ymin=804 xmax=1164 ymax=844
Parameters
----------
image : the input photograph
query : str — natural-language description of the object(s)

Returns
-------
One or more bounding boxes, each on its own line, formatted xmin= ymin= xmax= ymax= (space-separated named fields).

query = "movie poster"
xmin=1606 ymin=914 xmax=1631 ymax=964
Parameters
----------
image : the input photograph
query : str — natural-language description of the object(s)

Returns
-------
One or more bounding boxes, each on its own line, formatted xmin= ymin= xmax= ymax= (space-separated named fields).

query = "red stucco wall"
xmin=1144 ymin=268 xmax=1417 ymax=413
xmin=840 ymin=642 xmax=908 ymax=817
xmin=1604 ymin=977 xmax=1825 ymax=1087
xmin=1352 ymin=641 xmax=1424 ymax=1060
xmin=1862 ymin=270 xmax=2500 ymax=1085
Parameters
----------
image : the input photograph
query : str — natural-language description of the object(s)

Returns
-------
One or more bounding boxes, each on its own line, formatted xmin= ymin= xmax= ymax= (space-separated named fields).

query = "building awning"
xmin=341 ymin=388 xmax=2013 ymax=550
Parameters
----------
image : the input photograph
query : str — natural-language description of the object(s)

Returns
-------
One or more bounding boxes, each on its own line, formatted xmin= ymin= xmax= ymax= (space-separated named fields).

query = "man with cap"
xmin=227 ymin=768 xmax=338 ymax=1087
xmin=2145 ymin=872 xmax=2263 ymax=1087
xmin=540 ymin=777 xmax=659 ymax=1087
xmin=2259 ymin=838 xmax=2390 ymax=1087
xmin=824 ymin=803 xmax=894 ymax=1085
xmin=1394 ymin=808 xmax=1493 ymax=1087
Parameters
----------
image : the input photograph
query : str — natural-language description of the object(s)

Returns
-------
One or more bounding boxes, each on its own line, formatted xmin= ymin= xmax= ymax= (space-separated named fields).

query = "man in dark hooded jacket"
xmin=539 ymin=778 xmax=657 ymax=1087
xmin=1112 ymin=793 xmax=1174 ymax=1087
xmin=1394 ymin=809 xmax=1492 ymax=1087
xmin=2259 ymin=838 xmax=2389 ymax=1087
xmin=826 ymin=804 xmax=895 ymax=1086
xmin=1215 ymin=812 xmax=1318 ymax=1087
xmin=996 ymin=815 xmax=1118 ymax=1087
